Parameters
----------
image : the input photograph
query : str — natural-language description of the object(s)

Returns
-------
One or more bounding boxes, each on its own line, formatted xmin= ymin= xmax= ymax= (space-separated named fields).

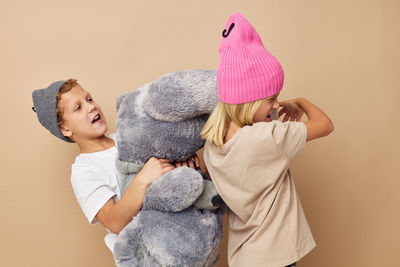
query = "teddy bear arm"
xmin=193 ymin=179 xmax=223 ymax=210
xmin=142 ymin=167 xmax=204 ymax=212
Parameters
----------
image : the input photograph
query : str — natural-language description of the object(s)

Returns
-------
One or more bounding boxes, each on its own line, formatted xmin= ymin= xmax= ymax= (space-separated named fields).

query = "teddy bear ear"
xmin=116 ymin=91 xmax=132 ymax=112
xmin=143 ymin=69 xmax=218 ymax=122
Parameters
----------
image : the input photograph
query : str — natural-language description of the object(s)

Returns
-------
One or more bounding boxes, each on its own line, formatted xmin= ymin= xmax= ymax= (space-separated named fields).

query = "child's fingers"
xmin=278 ymin=108 xmax=286 ymax=118
xmin=162 ymin=165 xmax=175 ymax=175
xmin=180 ymin=161 xmax=188 ymax=167
xmin=162 ymin=162 xmax=175 ymax=169
xmin=187 ymin=159 xmax=195 ymax=169
xmin=193 ymin=154 xmax=200 ymax=168
xmin=278 ymin=112 xmax=286 ymax=121
xmin=283 ymin=114 xmax=290 ymax=122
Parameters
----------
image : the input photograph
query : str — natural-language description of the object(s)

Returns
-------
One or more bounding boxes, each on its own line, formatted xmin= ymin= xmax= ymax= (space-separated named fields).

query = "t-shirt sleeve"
xmin=71 ymin=165 xmax=116 ymax=225
xmin=270 ymin=120 xmax=308 ymax=160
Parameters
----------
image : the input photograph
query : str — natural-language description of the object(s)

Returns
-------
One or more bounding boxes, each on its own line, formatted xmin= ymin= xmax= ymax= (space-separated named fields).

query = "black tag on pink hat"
xmin=222 ymin=23 xmax=235 ymax=38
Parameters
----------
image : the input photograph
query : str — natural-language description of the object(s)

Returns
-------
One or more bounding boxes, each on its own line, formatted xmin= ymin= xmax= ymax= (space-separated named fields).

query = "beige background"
xmin=1 ymin=0 xmax=399 ymax=266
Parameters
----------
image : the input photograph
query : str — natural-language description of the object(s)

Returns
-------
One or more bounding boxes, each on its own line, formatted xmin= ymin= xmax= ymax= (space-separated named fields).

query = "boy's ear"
xmin=60 ymin=124 xmax=72 ymax=138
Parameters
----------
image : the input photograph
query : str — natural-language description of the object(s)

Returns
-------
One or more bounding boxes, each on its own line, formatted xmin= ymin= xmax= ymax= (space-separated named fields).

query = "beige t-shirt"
xmin=204 ymin=120 xmax=316 ymax=267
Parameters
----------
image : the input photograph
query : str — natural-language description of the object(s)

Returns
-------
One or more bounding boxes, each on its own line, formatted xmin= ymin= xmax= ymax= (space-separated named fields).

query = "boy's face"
xmin=253 ymin=92 xmax=280 ymax=123
xmin=58 ymin=85 xmax=108 ymax=142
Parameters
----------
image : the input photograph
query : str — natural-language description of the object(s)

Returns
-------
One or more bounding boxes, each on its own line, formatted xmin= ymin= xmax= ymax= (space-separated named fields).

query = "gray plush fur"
xmin=143 ymin=167 xmax=204 ymax=212
xmin=113 ymin=69 xmax=223 ymax=267
xmin=143 ymin=69 xmax=218 ymax=122
xmin=114 ymin=208 xmax=221 ymax=267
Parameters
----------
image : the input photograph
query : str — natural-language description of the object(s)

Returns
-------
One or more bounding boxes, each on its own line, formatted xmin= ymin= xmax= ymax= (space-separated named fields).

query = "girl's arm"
xmin=279 ymin=97 xmax=334 ymax=142
xmin=295 ymin=97 xmax=334 ymax=141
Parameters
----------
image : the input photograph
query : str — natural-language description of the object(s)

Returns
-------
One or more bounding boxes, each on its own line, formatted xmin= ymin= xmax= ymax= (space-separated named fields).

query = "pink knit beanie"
xmin=217 ymin=13 xmax=284 ymax=104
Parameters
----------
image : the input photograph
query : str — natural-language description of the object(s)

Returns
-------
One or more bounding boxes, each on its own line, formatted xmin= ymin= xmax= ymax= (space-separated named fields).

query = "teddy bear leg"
xmin=139 ymin=208 xmax=222 ymax=267
xmin=113 ymin=214 xmax=161 ymax=267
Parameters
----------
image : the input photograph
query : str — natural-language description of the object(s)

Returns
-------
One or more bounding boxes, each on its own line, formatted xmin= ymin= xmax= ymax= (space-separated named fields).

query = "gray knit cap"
xmin=32 ymin=80 xmax=74 ymax=143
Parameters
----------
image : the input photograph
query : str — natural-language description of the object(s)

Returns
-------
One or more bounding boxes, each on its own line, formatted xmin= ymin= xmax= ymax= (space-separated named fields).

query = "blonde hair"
xmin=201 ymin=99 xmax=266 ymax=149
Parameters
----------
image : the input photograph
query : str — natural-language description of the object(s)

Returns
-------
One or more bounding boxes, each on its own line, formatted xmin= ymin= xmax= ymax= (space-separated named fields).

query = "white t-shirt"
xmin=70 ymin=133 xmax=121 ymax=253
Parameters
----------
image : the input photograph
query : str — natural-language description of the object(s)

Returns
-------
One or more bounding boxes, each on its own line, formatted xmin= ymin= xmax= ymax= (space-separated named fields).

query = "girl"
xmin=202 ymin=13 xmax=334 ymax=267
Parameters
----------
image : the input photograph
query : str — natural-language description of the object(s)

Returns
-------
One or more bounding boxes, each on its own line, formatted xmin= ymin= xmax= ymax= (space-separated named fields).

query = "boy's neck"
xmin=77 ymin=135 xmax=115 ymax=154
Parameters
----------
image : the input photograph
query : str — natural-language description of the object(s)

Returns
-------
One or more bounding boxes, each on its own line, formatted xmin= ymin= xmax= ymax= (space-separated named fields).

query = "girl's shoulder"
xmin=237 ymin=122 xmax=278 ymax=147
xmin=242 ymin=120 xmax=306 ymax=146
xmin=247 ymin=120 xmax=304 ymax=134
xmin=246 ymin=120 xmax=307 ymax=160
xmin=243 ymin=121 xmax=280 ymax=135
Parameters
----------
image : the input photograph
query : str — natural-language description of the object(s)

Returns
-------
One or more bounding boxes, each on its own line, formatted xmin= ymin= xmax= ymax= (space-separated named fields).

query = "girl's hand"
xmin=137 ymin=157 xmax=175 ymax=186
xmin=278 ymin=99 xmax=304 ymax=122
xmin=174 ymin=154 xmax=200 ymax=169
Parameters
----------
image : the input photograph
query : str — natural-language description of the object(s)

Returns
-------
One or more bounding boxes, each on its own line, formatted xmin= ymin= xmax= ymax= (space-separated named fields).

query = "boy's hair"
xmin=201 ymin=98 xmax=265 ymax=149
xmin=55 ymin=79 xmax=80 ymax=126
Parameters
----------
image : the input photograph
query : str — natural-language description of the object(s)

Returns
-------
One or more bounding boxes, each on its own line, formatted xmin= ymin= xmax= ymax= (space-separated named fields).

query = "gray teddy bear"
xmin=112 ymin=69 xmax=223 ymax=267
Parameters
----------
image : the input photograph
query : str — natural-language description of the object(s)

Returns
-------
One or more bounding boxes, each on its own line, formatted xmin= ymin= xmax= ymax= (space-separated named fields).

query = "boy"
xmin=32 ymin=79 xmax=199 ymax=252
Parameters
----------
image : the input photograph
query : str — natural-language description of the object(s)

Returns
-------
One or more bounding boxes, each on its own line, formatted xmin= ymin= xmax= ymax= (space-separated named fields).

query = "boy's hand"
xmin=137 ymin=157 xmax=175 ymax=187
xmin=174 ymin=154 xmax=200 ymax=170
xmin=278 ymin=98 xmax=304 ymax=122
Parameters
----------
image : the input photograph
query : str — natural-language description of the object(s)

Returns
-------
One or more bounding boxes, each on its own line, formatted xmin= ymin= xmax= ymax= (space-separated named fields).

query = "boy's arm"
xmin=96 ymin=156 xmax=201 ymax=234
xmin=96 ymin=157 xmax=174 ymax=234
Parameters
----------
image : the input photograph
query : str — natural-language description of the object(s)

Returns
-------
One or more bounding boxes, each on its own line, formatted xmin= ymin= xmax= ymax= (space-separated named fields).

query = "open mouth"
xmin=92 ymin=114 xmax=102 ymax=124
